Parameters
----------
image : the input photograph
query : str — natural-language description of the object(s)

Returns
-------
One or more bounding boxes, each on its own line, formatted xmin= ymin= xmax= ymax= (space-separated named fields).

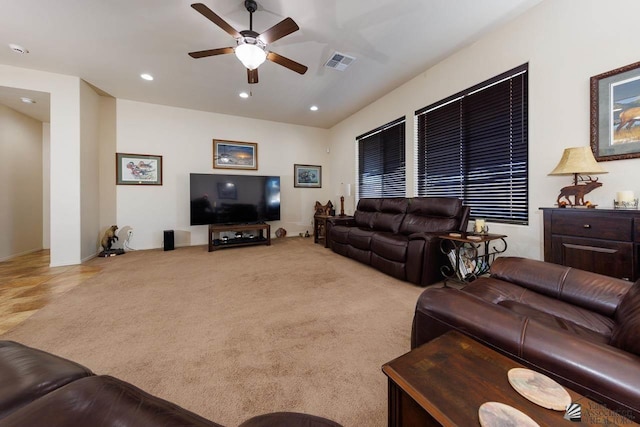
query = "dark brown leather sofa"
xmin=327 ymin=197 xmax=469 ymax=286
xmin=0 ymin=341 xmax=342 ymax=427
xmin=412 ymin=257 xmax=640 ymax=421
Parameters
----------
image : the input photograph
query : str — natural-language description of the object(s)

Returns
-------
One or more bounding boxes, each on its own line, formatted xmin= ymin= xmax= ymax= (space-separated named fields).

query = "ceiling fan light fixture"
xmin=235 ymin=37 xmax=267 ymax=70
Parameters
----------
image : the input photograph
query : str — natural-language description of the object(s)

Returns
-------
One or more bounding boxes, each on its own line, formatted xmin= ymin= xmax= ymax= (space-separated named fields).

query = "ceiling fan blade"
xmin=266 ymin=52 xmax=308 ymax=75
xmin=247 ymin=68 xmax=259 ymax=84
xmin=258 ymin=17 xmax=299 ymax=44
xmin=188 ymin=47 xmax=234 ymax=59
xmin=191 ymin=3 xmax=241 ymax=38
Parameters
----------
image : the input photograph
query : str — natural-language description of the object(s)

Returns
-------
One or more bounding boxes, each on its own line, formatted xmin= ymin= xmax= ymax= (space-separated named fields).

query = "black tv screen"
xmin=190 ymin=173 xmax=280 ymax=226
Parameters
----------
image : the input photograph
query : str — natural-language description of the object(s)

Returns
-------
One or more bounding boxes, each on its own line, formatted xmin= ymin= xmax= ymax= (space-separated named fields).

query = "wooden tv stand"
xmin=208 ymin=223 xmax=271 ymax=252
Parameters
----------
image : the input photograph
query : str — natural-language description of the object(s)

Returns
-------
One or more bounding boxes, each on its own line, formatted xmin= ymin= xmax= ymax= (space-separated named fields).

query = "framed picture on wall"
xmin=294 ymin=164 xmax=322 ymax=188
xmin=213 ymin=140 xmax=258 ymax=170
xmin=591 ymin=61 xmax=640 ymax=161
xmin=116 ymin=153 xmax=163 ymax=185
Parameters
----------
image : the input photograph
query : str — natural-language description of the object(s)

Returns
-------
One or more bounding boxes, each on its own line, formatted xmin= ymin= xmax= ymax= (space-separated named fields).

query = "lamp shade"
xmin=548 ymin=147 xmax=607 ymax=176
xmin=235 ymin=40 xmax=267 ymax=70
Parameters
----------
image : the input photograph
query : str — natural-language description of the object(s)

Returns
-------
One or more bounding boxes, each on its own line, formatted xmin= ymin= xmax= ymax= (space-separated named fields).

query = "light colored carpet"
xmin=1 ymin=237 xmax=425 ymax=426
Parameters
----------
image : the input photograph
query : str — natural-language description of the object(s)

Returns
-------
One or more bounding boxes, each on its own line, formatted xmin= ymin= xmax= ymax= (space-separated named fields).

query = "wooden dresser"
xmin=541 ymin=207 xmax=640 ymax=281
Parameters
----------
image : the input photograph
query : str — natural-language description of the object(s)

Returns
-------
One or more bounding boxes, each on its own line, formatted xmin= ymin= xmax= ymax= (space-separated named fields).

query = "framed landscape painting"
xmin=213 ymin=140 xmax=258 ymax=170
xmin=116 ymin=153 xmax=163 ymax=185
xmin=294 ymin=164 xmax=322 ymax=188
xmin=591 ymin=61 xmax=640 ymax=161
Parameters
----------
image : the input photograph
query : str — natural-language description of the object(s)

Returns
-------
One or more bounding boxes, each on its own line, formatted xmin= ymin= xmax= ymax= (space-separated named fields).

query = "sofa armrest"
xmin=407 ymin=232 xmax=441 ymax=242
xmin=412 ymin=287 xmax=528 ymax=351
xmin=327 ymin=216 xmax=355 ymax=227
xmin=522 ymin=321 xmax=640 ymax=420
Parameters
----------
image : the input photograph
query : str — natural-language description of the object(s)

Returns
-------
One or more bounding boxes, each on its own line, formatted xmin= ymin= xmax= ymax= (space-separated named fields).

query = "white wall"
xmin=328 ymin=0 xmax=640 ymax=260
xmin=80 ymin=80 xmax=101 ymax=260
xmin=42 ymin=122 xmax=50 ymax=249
xmin=115 ymin=100 xmax=331 ymax=250
xmin=0 ymin=65 xmax=85 ymax=266
xmin=0 ymin=105 xmax=43 ymax=260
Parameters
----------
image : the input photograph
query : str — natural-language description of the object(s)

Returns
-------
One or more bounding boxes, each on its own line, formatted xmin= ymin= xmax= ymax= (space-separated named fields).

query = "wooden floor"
xmin=0 ymin=251 xmax=101 ymax=335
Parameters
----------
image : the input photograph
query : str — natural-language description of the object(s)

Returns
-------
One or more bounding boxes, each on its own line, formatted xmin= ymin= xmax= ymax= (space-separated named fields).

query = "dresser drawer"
xmin=551 ymin=211 xmax=633 ymax=241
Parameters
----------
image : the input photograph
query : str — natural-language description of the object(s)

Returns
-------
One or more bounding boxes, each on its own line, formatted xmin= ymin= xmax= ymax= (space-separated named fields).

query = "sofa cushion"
xmin=353 ymin=199 xmax=381 ymax=228
xmin=463 ymin=278 xmax=616 ymax=338
xmin=498 ymin=301 xmax=610 ymax=344
xmin=399 ymin=197 xmax=463 ymax=235
xmin=348 ymin=227 xmax=375 ymax=250
xmin=370 ymin=198 xmax=408 ymax=233
xmin=329 ymin=225 xmax=351 ymax=245
xmin=0 ymin=341 xmax=94 ymax=420
xmin=611 ymin=279 xmax=640 ymax=355
xmin=371 ymin=232 xmax=408 ymax=262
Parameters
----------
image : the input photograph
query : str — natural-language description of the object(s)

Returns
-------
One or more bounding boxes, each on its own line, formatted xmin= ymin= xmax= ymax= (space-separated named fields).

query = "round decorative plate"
xmin=507 ymin=368 xmax=571 ymax=411
xmin=479 ymin=402 xmax=539 ymax=427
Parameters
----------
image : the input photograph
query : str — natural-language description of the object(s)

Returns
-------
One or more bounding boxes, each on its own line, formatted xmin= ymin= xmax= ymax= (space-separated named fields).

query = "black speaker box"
xmin=163 ymin=230 xmax=175 ymax=251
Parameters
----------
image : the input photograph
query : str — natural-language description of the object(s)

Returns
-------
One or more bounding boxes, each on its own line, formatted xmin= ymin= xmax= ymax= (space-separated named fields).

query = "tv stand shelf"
xmin=208 ymin=223 xmax=271 ymax=252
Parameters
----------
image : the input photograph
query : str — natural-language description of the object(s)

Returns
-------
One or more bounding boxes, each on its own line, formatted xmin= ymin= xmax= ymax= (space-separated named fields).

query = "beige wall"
xmin=0 ymin=104 xmax=43 ymax=260
xmin=80 ymin=80 xmax=102 ymax=260
xmin=115 ymin=100 xmax=331 ymax=249
xmin=328 ymin=0 xmax=640 ymax=260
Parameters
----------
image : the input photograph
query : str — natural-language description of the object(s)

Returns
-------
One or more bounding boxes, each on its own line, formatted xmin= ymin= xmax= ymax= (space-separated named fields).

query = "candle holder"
xmin=613 ymin=199 xmax=639 ymax=210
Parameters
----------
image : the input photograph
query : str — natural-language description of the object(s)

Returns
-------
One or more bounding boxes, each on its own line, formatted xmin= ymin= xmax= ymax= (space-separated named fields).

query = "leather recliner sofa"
xmin=327 ymin=197 xmax=469 ymax=286
xmin=0 ymin=340 xmax=342 ymax=427
xmin=412 ymin=257 xmax=640 ymax=421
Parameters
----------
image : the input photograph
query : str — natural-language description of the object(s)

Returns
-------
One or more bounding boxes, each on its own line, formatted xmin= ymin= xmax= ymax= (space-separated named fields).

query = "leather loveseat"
xmin=0 ymin=340 xmax=342 ymax=427
xmin=327 ymin=197 xmax=469 ymax=286
xmin=412 ymin=257 xmax=640 ymax=421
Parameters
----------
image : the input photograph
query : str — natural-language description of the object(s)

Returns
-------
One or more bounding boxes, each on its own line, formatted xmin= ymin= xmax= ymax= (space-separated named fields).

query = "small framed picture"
xmin=213 ymin=140 xmax=258 ymax=170
xmin=294 ymin=164 xmax=322 ymax=188
xmin=590 ymin=61 xmax=640 ymax=161
xmin=116 ymin=153 xmax=163 ymax=185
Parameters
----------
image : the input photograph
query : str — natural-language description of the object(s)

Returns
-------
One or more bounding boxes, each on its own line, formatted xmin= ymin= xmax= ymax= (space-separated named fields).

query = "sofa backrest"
xmin=371 ymin=198 xmax=408 ymax=233
xmin=399 ymin=197 xmax=467 ymax=235
xmin=490 ymin=257 xmax=632 ymax=318
xmin=354 ymin=198 xmax=382 ymax=228
xmin=353 ymin=198 xmax=408 ymax=233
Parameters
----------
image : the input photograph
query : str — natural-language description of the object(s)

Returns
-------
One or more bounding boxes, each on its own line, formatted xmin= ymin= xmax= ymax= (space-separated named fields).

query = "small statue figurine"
xmin=556 ymin=176 xmax=602 ymax=207
xmin=101 ymin=225 xmax=119 ymax=252
xmin=314 ymin=200 xmax=334 ymax=216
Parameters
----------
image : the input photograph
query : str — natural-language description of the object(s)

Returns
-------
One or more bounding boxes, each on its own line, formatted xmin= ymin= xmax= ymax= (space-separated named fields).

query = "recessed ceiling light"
xmin=239 ymin=92 xmax=249 ymax=99
xmin=8 ymin=43 xmax=28 ymax=54
xmin=140 ymin=73 xmax=154 ymax=81
xmin=20 ymin=97 xmax=36 ymax=104
xmin=310 ymin=105 xmax=319 ymax=111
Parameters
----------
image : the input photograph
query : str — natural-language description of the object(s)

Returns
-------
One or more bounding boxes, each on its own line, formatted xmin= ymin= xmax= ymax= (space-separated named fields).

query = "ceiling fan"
xmin=188 ymin=1 xmax=308 ymax=84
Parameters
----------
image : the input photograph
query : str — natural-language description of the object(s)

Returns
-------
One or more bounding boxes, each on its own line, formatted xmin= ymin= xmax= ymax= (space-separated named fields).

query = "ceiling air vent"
xmin=324 ymin=52 xmax=356 ymax=71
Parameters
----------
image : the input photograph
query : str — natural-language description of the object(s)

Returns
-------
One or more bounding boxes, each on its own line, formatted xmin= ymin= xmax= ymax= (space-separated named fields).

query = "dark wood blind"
xmin=415 ymin=64 xmax=528 ymax=224
xmin=357 ymin=117 xmax=406 ymax=198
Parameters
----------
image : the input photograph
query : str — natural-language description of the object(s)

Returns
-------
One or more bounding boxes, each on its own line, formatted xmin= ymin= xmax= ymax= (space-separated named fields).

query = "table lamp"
xmin=548 ymin=147 xmax=607 ymax=206
xmin=339 ymin=183 xmax=352 ymax=216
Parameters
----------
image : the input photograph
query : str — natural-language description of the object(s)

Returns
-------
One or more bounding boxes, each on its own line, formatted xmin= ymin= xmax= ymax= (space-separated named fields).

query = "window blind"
xmin=356 ymin=117 xmax=406 ymax=199
xmin=415 ymin=64 xmax=528 ymax=224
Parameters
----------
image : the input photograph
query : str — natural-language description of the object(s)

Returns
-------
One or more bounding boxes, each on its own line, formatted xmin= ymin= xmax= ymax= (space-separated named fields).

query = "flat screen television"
xmin=190 ymin=173 xmax=280 ymax=226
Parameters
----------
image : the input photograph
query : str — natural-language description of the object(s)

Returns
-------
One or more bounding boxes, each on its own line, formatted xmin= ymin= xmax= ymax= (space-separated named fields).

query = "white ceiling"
xmin=0 ymin=0 xmax=542 ymax=128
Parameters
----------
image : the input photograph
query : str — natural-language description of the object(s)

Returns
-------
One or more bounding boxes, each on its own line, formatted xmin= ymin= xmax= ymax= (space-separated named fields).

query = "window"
xmin=356 ymin=117 xmax=406 ymax=199
xmin=415 ymin=64 xmax=528 ymax=224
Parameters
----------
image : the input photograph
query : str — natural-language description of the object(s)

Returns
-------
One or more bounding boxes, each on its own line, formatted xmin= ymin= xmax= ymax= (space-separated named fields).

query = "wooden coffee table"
xmin=382 ymin=331 xmax=637 ymax=426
